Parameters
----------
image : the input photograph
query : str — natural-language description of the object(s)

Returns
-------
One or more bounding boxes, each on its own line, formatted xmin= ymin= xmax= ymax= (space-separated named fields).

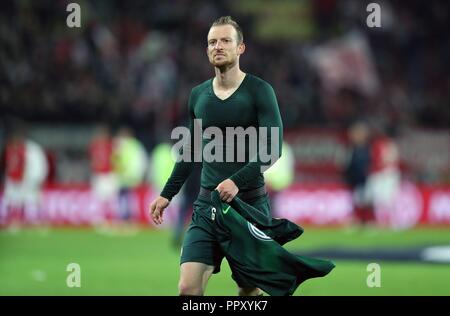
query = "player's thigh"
xmin=179 ymin=262 xmax=215 ymax=290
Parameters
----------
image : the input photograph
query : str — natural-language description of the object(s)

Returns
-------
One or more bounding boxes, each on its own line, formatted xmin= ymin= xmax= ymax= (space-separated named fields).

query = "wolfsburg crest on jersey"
xmin=247 ymin=222 xmax=272 ymax=241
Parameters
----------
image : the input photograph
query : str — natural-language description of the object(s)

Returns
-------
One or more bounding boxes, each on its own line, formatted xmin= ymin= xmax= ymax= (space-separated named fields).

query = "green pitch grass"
xmin=1 ymin=226 xmax=449 ymax=295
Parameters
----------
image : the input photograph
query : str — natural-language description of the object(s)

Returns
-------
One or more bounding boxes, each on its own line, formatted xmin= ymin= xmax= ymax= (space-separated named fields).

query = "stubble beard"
xmin=211 ymin=56 xmax=237 ymax=72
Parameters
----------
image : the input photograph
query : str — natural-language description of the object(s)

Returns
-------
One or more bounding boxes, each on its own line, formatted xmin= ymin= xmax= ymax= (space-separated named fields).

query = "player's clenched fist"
xmin=149 ymin=196 xmax=170 ymax=225
xmin=215 ymin=179 xmax=239 ymax=203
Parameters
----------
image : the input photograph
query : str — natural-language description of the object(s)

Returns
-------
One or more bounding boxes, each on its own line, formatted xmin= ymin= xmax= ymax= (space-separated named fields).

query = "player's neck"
xmin=214 ymin=63 xmax=245 ymax=90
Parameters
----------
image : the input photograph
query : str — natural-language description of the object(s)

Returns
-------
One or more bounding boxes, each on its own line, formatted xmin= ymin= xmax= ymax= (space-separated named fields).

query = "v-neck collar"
xmin=210 ymin=73 xmax=248 ymax=102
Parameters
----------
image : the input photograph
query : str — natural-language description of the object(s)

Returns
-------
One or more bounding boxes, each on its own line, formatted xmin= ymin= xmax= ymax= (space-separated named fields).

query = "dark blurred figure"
xmin=173 ymin=164 xmax=201 ymax=248
xmin=344 ymin=121 xmax=372 ymax=226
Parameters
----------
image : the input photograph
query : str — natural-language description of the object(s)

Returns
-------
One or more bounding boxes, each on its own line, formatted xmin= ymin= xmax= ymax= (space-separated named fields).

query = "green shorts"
xmin=180 ymin=194 xmax=271 ymax=274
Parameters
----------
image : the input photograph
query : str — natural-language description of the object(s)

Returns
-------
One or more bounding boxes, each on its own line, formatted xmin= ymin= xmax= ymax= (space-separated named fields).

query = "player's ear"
xmin=238 ymin=42 xmax=245 ymax=55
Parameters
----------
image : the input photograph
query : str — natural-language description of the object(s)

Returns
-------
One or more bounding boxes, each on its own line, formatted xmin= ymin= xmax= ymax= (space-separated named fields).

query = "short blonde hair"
xmin=211 ymin=16 xmax=243 ymax=44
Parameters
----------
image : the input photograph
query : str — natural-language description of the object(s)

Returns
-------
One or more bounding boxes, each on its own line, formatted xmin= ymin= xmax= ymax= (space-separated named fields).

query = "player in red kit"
xmin=365 ymin=126 xmax=401 ymax=225
xmin=2 ymin=132 xmax=26 ymax=224
xmin=89 ymin=124 xmax=119 ymax=222
xmin=1 ymin=126 xmax=48 ymax=226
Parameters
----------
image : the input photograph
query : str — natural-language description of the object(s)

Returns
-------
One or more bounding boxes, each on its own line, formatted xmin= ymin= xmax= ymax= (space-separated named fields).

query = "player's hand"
xmin=149 ymin=196 xmax=170 ymax=225
xmin=215 ymin=179 xmax=239 ymax=203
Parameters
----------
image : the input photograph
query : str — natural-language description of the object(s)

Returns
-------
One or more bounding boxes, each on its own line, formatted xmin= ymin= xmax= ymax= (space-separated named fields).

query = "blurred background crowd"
xmin=1 ymin=0 xmax=449 ymax=129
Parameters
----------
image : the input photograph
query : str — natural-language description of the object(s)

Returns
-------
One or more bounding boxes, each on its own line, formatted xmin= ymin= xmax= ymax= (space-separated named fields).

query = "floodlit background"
xmin=1 ymin=0 xmax=450 ymax=295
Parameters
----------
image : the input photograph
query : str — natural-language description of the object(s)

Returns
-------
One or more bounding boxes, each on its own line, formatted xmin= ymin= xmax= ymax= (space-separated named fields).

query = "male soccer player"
xmin=149 ymin=16 xmax=283 ymax=296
